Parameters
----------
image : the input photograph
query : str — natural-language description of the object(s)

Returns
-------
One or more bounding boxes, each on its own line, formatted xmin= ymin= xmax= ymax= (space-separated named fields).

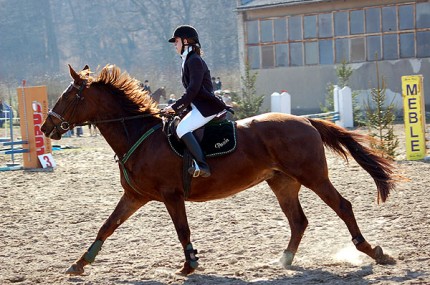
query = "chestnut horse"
xmin=41 ymin=65 xmax=395 ymax=276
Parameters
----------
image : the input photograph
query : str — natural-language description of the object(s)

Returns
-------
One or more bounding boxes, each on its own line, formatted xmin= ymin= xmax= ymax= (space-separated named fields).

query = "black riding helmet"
xmin=168 ymin=25 xmax=200 ymax=47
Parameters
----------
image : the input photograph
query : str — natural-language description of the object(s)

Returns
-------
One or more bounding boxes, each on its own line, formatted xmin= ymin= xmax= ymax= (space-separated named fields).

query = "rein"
xmin=117 ymin=123 xmax=162 ymax=196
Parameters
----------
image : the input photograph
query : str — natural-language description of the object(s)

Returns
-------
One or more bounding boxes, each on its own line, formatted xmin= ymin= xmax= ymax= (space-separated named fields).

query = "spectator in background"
xmin=211 ymin=77 xmax=217 ymax=91
xmin=168 ymin=94 xmax=176 ymax=104
xmin=142 ymin=80 xmax=152 ymax=95
xmin=215 ymin=77 xmax=222 ymax=91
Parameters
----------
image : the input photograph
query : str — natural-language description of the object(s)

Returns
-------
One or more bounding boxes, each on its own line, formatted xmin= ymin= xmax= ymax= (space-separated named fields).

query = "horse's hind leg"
xmin=266 ymin=173 xmax=307 ymax=268
xmin=66 ymin=193 xmax=148 ymax=275
xmin=310 ymin=178 xmax=395 ymax=264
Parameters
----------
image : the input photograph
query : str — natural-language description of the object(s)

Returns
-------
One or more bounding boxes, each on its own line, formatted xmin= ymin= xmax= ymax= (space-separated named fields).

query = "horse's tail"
xmin=308 ymin=118 xmax=395 ymax=203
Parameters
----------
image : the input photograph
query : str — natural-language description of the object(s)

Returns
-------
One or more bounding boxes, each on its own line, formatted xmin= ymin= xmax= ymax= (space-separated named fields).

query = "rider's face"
xmin=174 ymin=37 xmax=188 ymax=55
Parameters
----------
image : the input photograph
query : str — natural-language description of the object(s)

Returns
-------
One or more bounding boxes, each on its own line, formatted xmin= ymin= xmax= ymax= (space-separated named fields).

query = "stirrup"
xmin=189 ymin=159 xmax=200 ymax=177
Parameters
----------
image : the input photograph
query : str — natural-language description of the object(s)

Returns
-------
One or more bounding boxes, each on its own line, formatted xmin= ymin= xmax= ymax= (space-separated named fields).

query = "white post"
xmin=338 ymin=86 xmax=354 ymax=128
xmin=271 ymin=92 xmax=291 ymax=114
xmin=280 ymin=91 xmax=291 ymax=114
xmin=333 ymin=85 xmax=340 ymax=125
xmin=271 ymin=92 xmax=280 ymax=112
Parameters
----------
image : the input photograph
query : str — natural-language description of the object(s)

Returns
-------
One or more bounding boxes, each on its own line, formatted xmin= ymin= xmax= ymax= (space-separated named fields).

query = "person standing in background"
xmin=215 ymin=77 xmax=222 ymax=91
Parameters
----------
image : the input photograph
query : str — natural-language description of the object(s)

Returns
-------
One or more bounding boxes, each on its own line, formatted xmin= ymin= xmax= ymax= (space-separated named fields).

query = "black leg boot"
xmin=181 ymin=132 xmax=211 ymax=177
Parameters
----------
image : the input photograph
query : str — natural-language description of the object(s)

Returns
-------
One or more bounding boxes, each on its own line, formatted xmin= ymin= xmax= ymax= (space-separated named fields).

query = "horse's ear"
xmin=82 ymin=65 xmax=91 ymax=78
xmin=68 ymin=64 xmax=80 ymax=81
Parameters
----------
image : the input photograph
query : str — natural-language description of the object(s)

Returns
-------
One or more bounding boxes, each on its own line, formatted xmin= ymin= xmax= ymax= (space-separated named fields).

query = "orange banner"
xmin=17 ymin=86 xmax=52 ymax=169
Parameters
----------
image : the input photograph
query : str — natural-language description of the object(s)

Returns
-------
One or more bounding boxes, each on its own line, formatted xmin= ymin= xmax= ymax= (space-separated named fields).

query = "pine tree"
xmin=231 ymin=64 xmax=264 ymax=119
xmin=365 ymin=60 xmax=399 ymax=159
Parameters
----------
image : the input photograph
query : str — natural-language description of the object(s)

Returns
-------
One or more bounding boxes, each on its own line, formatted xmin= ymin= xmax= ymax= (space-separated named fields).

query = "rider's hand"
xmin=162 ymin=105 xmax=175 ymax=114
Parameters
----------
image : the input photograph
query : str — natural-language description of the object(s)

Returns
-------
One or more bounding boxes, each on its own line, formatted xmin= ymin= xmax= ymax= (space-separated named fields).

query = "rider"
xmin=163 ymin=25 xmax=228 ymax=178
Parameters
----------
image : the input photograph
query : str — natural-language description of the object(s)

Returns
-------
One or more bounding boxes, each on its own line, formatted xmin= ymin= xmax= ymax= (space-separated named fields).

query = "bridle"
xmin=47 ymin=80 xmax=86 ymax=135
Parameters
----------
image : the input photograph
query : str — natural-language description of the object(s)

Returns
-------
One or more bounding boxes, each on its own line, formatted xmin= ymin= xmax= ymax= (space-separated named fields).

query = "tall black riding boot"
xmin=181 ymin=132 xmax=211 ymax=177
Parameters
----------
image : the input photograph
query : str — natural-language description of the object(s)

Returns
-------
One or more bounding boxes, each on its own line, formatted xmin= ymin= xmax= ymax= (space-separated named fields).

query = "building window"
xmin=289 ymin=16 xmax=302 ymax=41
xmin=367 ymin=35 xmax=381 ymax=60
xmin=366 ymin=8 xmax=381 ymax=34
xmin=383 ymin=34 xmax=398 ymax=60
xmin=399 ymin=5 xmax=414 ymax=30
xmin=399 ymin=33 xmax=414 ymax=58
xmin=416 ymin=3 xmax=430 ymax=28
xmin=382 ymin=6 xmax=397 ymax=32
xmin=319 ymin=13 xmax=333 ymax=38
xmin=305 ymin=41 xmax=318 ymax=65
xmin=274 ymin=18 xmax=287 ymax=42
xmin=335 ymin=11 xmax=348 ymax=36
xmin=247 ymin=21 xmax=259 ymax=44
xmin=262 ymin=45 xmax=275 ymax=68
xmin=247 ymin=46 xmax=260 ymax=68
xmin=350 ymin=37 xmax=365 ymax=62
xmin=304 ymin=15 xmax=317 ymax=39
xmin=417 ymin=31 xmax=430 ymax=57
xmin=350 ymin=10 xmax=364 ymax=35
xmin=319 ymin=39 xmax=333 ymax=64
xmin=275 ymin=44 xmax=289 ymax=67
xmin=290 ymin=42 xmax=303 ymax=66
xmin=335 ymin=38 xmax=349 ymax=63
xmin=261 ymin=20 xmax=273 ymax=43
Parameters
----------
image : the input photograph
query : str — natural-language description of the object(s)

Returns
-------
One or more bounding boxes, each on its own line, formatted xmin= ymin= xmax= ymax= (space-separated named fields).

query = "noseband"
xmin=48 ymin=81 xmax=86 ymax=133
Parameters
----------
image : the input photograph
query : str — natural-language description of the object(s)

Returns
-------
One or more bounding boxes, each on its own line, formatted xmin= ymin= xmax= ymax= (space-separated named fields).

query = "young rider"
xmin=163 ymin=25 xmax=228 ymax=177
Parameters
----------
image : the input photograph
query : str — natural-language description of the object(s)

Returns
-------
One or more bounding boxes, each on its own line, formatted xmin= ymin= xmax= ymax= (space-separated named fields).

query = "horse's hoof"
xmin=374 ymin=246 xmax=396 ymax=265
xmin=280 ymin=250 xmax=295 ymax=268
xmin=175 ymin=262 xmax=196 ymax=276
xmin=65 ymin=263 xmax=84 ymax=275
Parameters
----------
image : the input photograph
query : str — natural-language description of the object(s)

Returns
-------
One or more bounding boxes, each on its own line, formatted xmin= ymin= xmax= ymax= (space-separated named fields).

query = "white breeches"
xmin=176 ymin=104 xmax=216 ymax=139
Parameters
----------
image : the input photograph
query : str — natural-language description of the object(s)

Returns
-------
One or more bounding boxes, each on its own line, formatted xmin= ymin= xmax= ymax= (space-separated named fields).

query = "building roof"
xmin=236 ymin=0 xmax=331 ymax=11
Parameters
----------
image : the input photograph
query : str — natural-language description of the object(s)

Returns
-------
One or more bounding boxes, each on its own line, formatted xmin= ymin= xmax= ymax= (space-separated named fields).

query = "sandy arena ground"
xmin=1 ymin=124 xmax=429 ymax=284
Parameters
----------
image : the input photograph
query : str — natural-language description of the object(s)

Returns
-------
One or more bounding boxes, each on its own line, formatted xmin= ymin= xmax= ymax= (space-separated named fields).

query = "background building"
xmin=236 ymin=0 xmax=430 ymax=114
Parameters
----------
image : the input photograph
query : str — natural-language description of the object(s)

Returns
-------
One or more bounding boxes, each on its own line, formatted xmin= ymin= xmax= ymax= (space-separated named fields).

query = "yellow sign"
xmin=401 ymin=75 xmax=426 ymax=160
xmin=17 ymin=85 xmax=52 ymax=169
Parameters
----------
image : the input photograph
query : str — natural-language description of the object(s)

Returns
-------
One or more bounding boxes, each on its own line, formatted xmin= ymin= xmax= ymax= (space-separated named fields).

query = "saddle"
xmin=163 ymin=113 xmax=237 ymax=198
xmin=163 ymin=114 xmax=237 ymax=158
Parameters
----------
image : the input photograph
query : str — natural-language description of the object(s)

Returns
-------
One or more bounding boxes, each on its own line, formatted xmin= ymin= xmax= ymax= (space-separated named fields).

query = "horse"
xmin=41 ymin=64 xmax=396 ymax=276
xmin=151 ymin=86 xmax=166 ymax=104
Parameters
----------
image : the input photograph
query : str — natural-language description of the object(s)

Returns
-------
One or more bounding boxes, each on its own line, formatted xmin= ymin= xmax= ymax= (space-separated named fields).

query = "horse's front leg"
xmin=162 ymin=189 xmax=198 ymax=276
xmin=66 ymin=193 xmax=148 ymax=275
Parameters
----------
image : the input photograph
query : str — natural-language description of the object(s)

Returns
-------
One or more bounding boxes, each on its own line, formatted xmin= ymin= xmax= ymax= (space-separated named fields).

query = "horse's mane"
xmin=87 ymin=65 xmax=159 ymax=115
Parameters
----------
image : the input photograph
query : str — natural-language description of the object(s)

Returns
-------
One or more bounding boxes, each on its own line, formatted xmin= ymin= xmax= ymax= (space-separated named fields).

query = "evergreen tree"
xmin=231 ymin=64 xmax=264 ymax=119
xmin=365 ymin=60 xmax=399 ymax=159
